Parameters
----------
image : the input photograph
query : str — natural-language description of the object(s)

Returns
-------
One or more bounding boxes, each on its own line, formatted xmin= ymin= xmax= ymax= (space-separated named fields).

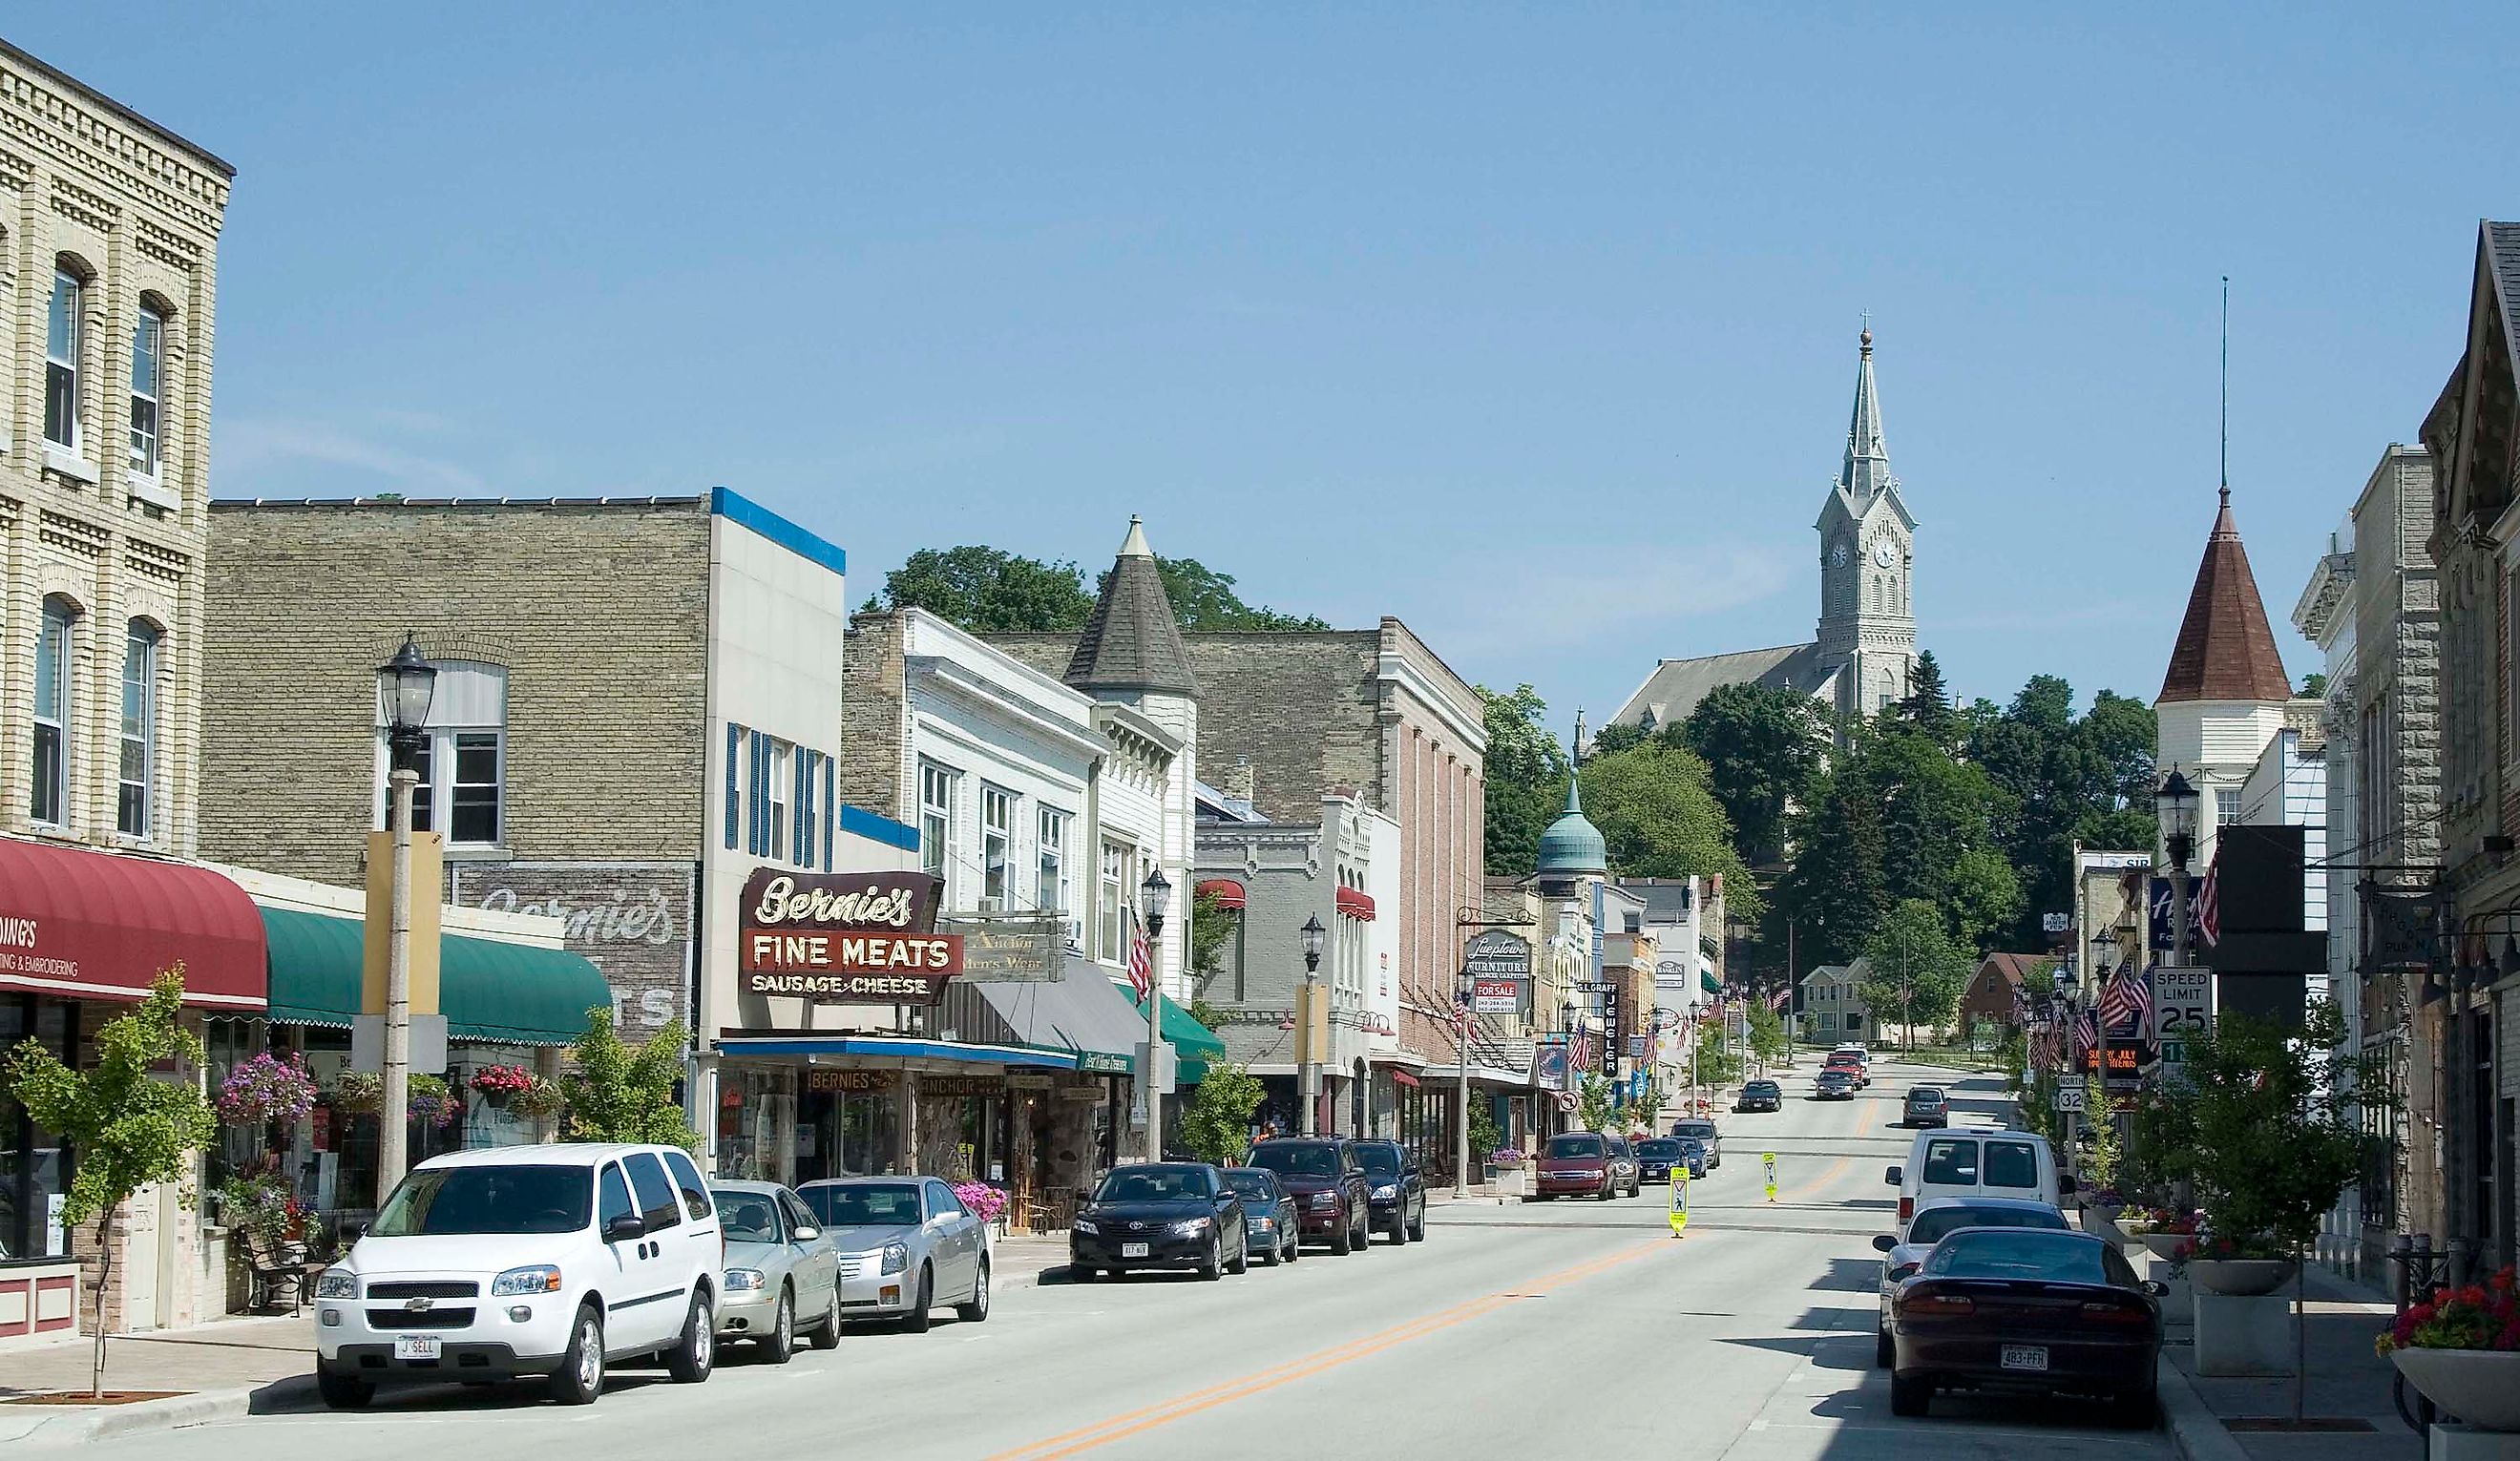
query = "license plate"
xmin=1121 ymin=1242 xmax=1149 ymax=1259
xmin=2000 ymin=1345 xmax=2048 ymax=1373
xmin=393 ymin=1336 xmax=442 ymax=1361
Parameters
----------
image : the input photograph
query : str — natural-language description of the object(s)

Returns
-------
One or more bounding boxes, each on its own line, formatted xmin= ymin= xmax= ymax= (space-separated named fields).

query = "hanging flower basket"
xmin=330 ymin=1071 xmax=384 ymax=1114
xmin=407 ymin=1074 xmax=459 ymax=1129
xmin=507 ymin=1075 xmax=566 ymax=1121
xmin=471 ymin=1064 xmax=534 ymax=1109
xmin=217 ymin=1053 xmax=318 ymax=1126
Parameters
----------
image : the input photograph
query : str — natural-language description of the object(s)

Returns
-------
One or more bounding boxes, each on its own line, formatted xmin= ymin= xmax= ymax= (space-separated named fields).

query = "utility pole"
xmin=1141 ymin=868 xmax=1173 ymax=1164
xmin=1455 ymin=969 xmax=1472 ymax=1200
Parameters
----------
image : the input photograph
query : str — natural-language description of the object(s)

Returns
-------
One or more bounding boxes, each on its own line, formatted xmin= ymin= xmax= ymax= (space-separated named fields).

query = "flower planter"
xmin=2140 ymin=1233 xmax=2194 ymax=1262
xmin=2392 ymin=1349 xmax=2520 ymax=1430
xmin=2188 ymin=1258 xmax=2297 ymax=1296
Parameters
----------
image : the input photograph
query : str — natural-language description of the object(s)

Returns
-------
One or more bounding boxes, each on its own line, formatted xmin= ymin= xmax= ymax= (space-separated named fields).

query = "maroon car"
xmin=1888 ymin=1226 xmax=2166 ymax=1424
xmin=1530 ymin=1132 xmax=1616 ymax=1201
xmin=1245 ymin=1137 xmax=1372 ymax=1255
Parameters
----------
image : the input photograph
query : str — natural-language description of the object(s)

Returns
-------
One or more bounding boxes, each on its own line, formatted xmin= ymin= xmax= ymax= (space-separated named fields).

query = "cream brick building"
xmin=1 ymin=39 xmax=230 ymax=857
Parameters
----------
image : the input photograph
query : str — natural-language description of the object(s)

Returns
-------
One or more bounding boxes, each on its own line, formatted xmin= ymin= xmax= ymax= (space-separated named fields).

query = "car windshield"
xmin=1355 ymin=1145 xmax=1403 ymax=1176
xmin=712 ymin=1190 xmax=782 ymax=1242
xmin=1637 ymin=1140 xmax=1684 ymax=1158
xmin=1224 ymin=1172 xmax=1276 ymax=1200
xmin=1250 ymin=1145 xmax=1339 ymax=1179
xmin=1907 ymin=1204 xmax=2069 ymax=1245
xmin=370 ymin=1164 xmax=591 ymax=1237
xmin=1546 ymin=1135 xmax=1605 ymax=1158
xmin=800 ymin=1182 xmax=921 ymax=1227
xmin=1923 ymin=1230 xmax=2109 ymax=1283
xmin=1747 ymin=1082 xmax=1777 ymax=1094
xmin=1671 ymin=1121 xmax=1715 ymax=1138
xmin=1097 ymin=1166 xmax=1213 ymax=1202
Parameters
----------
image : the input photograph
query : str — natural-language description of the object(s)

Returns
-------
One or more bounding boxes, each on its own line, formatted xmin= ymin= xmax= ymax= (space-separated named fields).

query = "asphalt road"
xmin=88 ymin=1058 xmax=2173 ymax=1461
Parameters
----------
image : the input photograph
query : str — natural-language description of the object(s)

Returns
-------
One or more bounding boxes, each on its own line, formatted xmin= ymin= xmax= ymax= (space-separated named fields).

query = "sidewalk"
xmin=2157 ymin=1263 xmax=2417 ymax=1461
xmin=0 ymin=1313 xmax=317 ymax=1449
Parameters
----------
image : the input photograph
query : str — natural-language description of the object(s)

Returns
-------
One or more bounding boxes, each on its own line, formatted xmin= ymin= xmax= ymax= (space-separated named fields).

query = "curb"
xmin=4 ymin=1376 xmax=317 ymax=1450
xmin=2159 ymin=1360 xmax=2251 ymax=1461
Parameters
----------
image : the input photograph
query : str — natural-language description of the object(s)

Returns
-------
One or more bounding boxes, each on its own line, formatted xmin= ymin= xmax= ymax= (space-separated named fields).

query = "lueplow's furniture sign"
xmin=739 ymin=870 xmax=964 ymax=1003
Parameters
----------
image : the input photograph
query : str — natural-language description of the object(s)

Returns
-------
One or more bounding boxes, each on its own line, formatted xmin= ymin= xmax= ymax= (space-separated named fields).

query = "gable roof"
xmin=1975 ymin=952 xmax=2058 ymax=988
xmin=1064 ymin=516 xmax=1202 ymax=698
xmin=2159 ymin=489 xmax=2292 ymax=703
xmin=1614 ymin=641 xmax=1837 ymax=729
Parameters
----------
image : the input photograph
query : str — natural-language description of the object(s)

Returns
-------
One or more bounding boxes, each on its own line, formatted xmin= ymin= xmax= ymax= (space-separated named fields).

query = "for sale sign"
xmin=1472 ymin=978 xmax=1523 ymax=1014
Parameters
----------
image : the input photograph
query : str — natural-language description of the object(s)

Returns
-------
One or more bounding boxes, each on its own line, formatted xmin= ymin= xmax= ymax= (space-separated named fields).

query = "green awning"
xmin=1701 ymin=971 xmax=1723 ymax=995
xmin=1129 ymin=988 xmax=1225 ymax=1084
xmin=260 ymin=905 xmax=612 ymax=1047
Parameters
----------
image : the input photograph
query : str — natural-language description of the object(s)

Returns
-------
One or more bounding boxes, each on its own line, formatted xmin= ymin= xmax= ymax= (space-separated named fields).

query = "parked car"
xmin=1531 ymin=1131 xmax=1618 ymax=1200
xmin=1736 ymin=1079 xmax=1783 ymax=1113
xmin=1886 ymin=1226 xmax=2166 ymax=1423
xmin=1352 ymin=1139 xmax=1428 ymax=1244
xmin=312 ymin=1143 xmax=724 ymax=1409
xmin=1222 ymin=1167 xmax=1300 ymax=1265
xmin=1869 ymin=1196 xmax=2071 ymax=1367
xmin=1668 ymin=1117 xmax=1723 ymax=1168
xmin=1634 ymin=1137 xmax=1705 ymax=1183
xmin=1605 ymin=1135 xmax=1644 ymax=1197
xmin=708 ymin=1180 xmax=841 ymax=1361
xmin=1815 ymin=1068 xmax=1859 ymax=1100
xmin=794 ymin=1176 xmax=992 ymax=1330
xmin=1070 ymin=1162 xmax=1248 ymax=1280
xmin=1902 ymin=1086 xmax=1950 ymax=1128
xmin=1247 ymin=1137 xmax=1372 ymax=1254
xmin=1885 ymin=1130 xmax=2067 ymax=1229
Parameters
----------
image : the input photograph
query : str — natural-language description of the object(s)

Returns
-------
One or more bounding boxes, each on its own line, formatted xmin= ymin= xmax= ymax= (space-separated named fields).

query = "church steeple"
xmin=1838 ymin=324 xmax=1893 ymax=505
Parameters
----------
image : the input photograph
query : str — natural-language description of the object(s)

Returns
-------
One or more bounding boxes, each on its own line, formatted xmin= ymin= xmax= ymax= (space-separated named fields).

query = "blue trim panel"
xmin=710 ymin=487 xmax=847 ymax=576
xmin=792 ymin=748 xmax=809 ymax=865
xmin=713 ymin=1035 xmax=1079 ymax=1069
xmin=838 ymin=804 xmax=920 ymax=852
xmin=724 ymin=723 xmax=743 ymax=851
xmin=822 ymin=760 xmax=836 ymax=869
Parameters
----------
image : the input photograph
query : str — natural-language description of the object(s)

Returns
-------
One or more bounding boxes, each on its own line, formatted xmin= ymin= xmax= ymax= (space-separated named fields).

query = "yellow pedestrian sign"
xmin=1668 ymin=1168 xmax=1690 ymax=1237
xmin=1762 ymin=1152 xmax=1777 ymax=1204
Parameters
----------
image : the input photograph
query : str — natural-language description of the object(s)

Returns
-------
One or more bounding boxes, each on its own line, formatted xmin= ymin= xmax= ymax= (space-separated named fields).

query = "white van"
xmin=1882 ymin=1129 xmax=2066 ymax=1230
xmin=314 ymin=1143 xmax=724 ymax=1408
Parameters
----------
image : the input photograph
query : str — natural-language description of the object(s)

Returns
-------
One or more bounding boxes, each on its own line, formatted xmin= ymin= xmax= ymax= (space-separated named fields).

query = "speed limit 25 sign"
xmin=2150 ymin=967 xmax=2211 ymax=1042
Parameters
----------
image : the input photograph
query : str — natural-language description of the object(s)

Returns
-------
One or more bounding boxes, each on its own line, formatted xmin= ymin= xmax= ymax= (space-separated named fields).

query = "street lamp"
xmin=374 ymin=635 xmax=435 ymax=1204
xmin=2155 ymin=768 xmax=2201 ymax=969
xmin=1138 ymin=867 xmax=1174 ymax=1160
xmin=1298 ymin=914 xmax=1327 ymax=1137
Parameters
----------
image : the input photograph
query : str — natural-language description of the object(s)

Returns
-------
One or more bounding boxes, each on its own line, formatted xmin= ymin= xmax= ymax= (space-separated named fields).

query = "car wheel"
xmin=316 ymin=1366 xmax=374 ymax=1410
xmin=1259 ymin=1233 xmax=1280 ymax=1266
xmin=1330 ymin=1210 xmax=1353 ymax=1255
xmin=1388 ymin=1207 xmax=1409 ymax=1244
xmin=1352 ymin=1205 xmax=1372 ymax=1254
xmin=1597 ymin=1179 xmax=1612 ymax=1201
xmin=807 ymin=1293 xmax=840 ymax=1350
xmin=1229 ymin=1234 xmax=1250 ymax=1275
xmin=1284 ymin=1234 xmax=1299 ymax=1263
xmin=664 ymin=1290 xmax=715 ymax=1383
xmin=1889 ymin=1372 xmax=1932 ymax=1418
xmin=956 ymin=1257 xmax=991 ymax=1322
xmin=1408 ymin=1203 xmax=1426 ymax=1242
xmin=550 ymin=1304 xmax=605 ymax=1406
xmin=902 ymin=1265 xmax=934 ymax=1332
xmin=1875 ymin=1326 xmax=1893 ymax=1368
xmin=763 ymin=1287 xmax=795 ymax=1364
xmin=1200 ymin=1234 xmax=1224 ymax=1282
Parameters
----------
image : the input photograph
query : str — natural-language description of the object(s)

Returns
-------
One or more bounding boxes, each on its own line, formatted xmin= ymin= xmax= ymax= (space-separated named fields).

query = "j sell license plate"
xmin=2000 ymin=1345 xmax=2048 ymax=1373
xmin=1121 ymin=1242 xmax=1149 ymax=1259
xmin=393 ymin=1336 xmax=442 ymax=1361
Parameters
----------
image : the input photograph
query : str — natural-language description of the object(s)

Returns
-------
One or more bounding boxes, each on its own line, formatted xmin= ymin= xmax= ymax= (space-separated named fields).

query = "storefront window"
xmin=717 ymin=1066 xmax=795 ymax=1184
xmin=0 ymin=999 xmax=74 ymax=1259
xmin=796 ymin=1070 xmax=903 ymax=1180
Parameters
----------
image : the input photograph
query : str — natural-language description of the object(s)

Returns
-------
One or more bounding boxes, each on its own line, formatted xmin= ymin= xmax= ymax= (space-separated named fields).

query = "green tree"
xmin=1680 ymin=682 xmax=1827 ymax=866
xmin=1578 ymin=740 xmax=1763 ymax=922
xmin=1746 ymin=1001 xmax=1787 ymax=1068
xmin=5 ymin=968 xmax=217 ymax=1396
xmin=1870 ymin=730 xmax=2001 ymax=913
xmin=1188 ymin=887 xmax=1237 ymax=975
xmin=1479 ymin=683 xmax=1571 ymax=876
xmin=867 ymin=546 xmax=1096 ymax=631
xmin=1778 ymin=762 xmax=1889 ymax=965
xmin=1947 ymin=846 xmax=2026 ymax=951
xmin=1964 ymin=677 xmax=2159 ymax=948
xmin=1893 ymin=649 xmax=1963 ymax=748
xmin=561 ymin=1009 xmax=699 ymax=1151
xmin=1586 ymin=720 xmax=1650 ymax=756
xmin=1179 ymin=1060 xmax=1266 ymax=1166
xmin=1577 ymin=1073 xmax=1622 ymax=1134
xmin=1143 ymin=557 xmax=1328 ymax=631
xmin=2300 ymin=672 xmax=2327 ymax=699
xmin=1860 ymin=899 xmax=1972 ymax=1052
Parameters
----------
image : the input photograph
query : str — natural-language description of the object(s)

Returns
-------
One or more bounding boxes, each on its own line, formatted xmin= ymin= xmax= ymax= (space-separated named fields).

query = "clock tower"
xmin=1815 ymin=327 xmax=1918 ymax=720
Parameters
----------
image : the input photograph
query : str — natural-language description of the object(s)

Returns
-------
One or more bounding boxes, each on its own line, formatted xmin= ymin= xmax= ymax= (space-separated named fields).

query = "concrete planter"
xmin=2139 ymin=1232 xmax=2194 ymax=1262
xmin=2393 ymin=1349 xmax=2520 ymax=1431
xmin=1490 ymin=1168 xmax=1530 ymax=1197
xmin=2189 ymin=1258 xmax=2297 ymax=1296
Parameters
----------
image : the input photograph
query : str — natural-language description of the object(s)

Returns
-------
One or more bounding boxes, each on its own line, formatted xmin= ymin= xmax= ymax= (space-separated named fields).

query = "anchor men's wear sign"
xmin=738 ymin=870 xmax=965 ymax=1003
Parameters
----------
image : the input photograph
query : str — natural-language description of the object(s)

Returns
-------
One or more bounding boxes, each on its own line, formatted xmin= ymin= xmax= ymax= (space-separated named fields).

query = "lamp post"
xmin=375 ymin=635 xmax=436 ymax=1204
xmin=1454 ymin=967 xmax=1473 ymax=1199
xmin=2089 ymin=926 xmax=2118 ymax=1153
xmin=2156 ymin=768 xmax=2201 ymax=968
xmin=1298 ymin=914 xmax=1327 ymax=1137
xmin=1139 ymin=867 xmax=1173 ymax=1161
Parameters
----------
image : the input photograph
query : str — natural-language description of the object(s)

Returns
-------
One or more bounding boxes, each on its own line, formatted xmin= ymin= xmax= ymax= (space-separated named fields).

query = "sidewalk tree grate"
xmin=2 ymin=1391 xmax=189 ymax=1407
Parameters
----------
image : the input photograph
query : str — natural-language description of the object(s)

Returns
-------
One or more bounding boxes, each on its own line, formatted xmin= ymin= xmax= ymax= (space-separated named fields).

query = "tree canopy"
xmin=1479 ymin=683 xmax=1571 ymax=877
xmin=1859 ymin=898 xmax=1973 ymax=1047
xmin=1578 ymin=739 xmax=1761 ymax=922
xmin=866 ymin=544 xmax=1324 ymax=633
xmin=1678 ymin=682 xmax=1829 ymax=866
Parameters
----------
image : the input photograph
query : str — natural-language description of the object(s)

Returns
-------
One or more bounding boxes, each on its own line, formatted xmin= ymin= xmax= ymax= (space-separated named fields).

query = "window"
xmin=2215 ymin=787 xmax=2241 ymax=829
xmin=1983 ymin=1141 xmax=2039 ymax=1190
xmin=1920 ymin=1138 xmax=1978 ymax=1185
xmin=1099 ymin=840 xmax=1129 ymax=962
xmin=376 ymin=660 xmax=506 ymax=845
xmin=118 ymin=622 xmax=158 ymax=839
xmin=129 ymin=306 xmax=164 ymax=476
xmin=622 ymin=1152 xmax=682 ymax=1230
xmin=980 ymin=785 xmax=1014 ymax=910
xmin=662 ymin=1150 xmax=713 ymax=1221
xmin=919 ymin=762 xmax=957 ymax=895
xmin=926 ymin=1179 xmax=966 ymax=1219
xmin=598 ymin=1163 xmax=636 ymax=1235
xmin=768 ymin=741 xmax=791 ymax=862
xmin=32 ymin=597 xmax=73 ymax=825
xmin=1038 ymin=807 xmax=1071 ymax=931
xmin=44 ymin=268 xmax=80 ymax=450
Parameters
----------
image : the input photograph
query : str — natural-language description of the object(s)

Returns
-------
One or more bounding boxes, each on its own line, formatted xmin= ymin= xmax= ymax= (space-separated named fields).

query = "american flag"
xmin=2069 ymin=1008 xmax=2097 ymax=1062
xmin=1125 ymin=924 xmax=1153 ymax=1000
xmin=2100 ymin=967 xmax=2152 ymax=1033
xmin=1768 ymin=987 xmax=1792 ymax=1012
xmin=2196 ymin=857 xmax=2221 ymax=947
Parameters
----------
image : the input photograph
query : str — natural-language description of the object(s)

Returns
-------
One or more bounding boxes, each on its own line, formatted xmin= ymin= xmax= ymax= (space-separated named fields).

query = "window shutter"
xmin=724 ymin=723 xmax=743 ymax=850
xmin=792 ymin=750 xmax=809 ymax=865
xmin=749 ymin=732 xmax=767 ymax=855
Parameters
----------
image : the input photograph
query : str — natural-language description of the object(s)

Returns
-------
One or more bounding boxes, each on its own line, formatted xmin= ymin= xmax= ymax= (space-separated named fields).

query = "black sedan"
xmin=1222 ymin=1167 xmax=1299 ymax=1266
xmin=1668 ymin=1118 xmax=1722 ymax=1168
xmin=1815 ymin=1068 xmax=1858 ymax=1100
xmin=1634 ymin=1137 xmax=1706 ymax=1182
xmin=1736 ymin=1080 xmax=1783 ymax=1113
xmin=1887 ymin=1227 xmax=2166 ymax=1424
xmin=1353 ymin=1139 xmax=1426 ymax=1244
xmin=1070 ymin=1163 xmax=1249 ymax=1281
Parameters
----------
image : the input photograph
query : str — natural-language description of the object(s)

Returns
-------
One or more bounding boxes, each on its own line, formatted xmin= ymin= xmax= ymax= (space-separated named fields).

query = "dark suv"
xmin=1351 ymin=1139 xmax=1426 ymax=1245
xmin=1246 ymin=1137 xmax=1373 ymax=1255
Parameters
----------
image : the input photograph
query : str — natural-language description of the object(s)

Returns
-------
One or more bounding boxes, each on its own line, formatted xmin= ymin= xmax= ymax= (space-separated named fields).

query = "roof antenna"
xmin=2218 ymin=276 xmax=2230 ymax=507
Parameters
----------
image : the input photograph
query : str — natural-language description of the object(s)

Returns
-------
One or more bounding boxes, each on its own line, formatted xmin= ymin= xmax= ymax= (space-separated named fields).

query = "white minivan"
xmin=1882 ymin=1129 xmax=2067 ymax=1230
xmin=314 ymin=1143 xmax=724 ymax=1408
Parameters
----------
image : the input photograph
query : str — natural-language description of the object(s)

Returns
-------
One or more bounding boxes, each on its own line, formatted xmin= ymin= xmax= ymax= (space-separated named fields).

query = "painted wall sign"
xmin=737 ymin=869 xmax=962 ymax=1003
xmin=1463 ymin=929 xmax=1533 ymax=979
xmin=453 ymin=861 xmax=697 ymax=1033
xmin=936 ymin=910 xmax=1062 ymax=982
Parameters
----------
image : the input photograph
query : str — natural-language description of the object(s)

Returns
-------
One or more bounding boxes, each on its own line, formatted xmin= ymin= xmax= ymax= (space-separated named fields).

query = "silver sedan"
xmin=708 ymin=1180 xmax=841 ymax=1362
xmin=795 ymin=1176 xmax=993 ymax=1332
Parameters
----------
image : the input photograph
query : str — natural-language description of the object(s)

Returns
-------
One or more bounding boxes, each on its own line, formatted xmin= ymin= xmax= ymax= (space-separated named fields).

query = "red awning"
xmin=1194 ymin=878 xmax=1246 ymax=910
xmin=1387 ymin=1067 xmax=1420 ymax=1088
xmin=0 ymin=839 xmax=266 ymax=1010
xmin=1335 ymin=886 xmax=1375 ymax=921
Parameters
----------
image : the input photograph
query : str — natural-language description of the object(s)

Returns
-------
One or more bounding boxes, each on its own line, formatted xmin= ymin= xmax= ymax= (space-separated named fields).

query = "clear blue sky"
xmin=17 ymin=5 xmax=2513 ymax=734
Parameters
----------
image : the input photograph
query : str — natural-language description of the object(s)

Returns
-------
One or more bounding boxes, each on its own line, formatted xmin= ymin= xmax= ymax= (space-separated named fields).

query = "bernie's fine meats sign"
xmin=738 ymin=870 xmax=963 ymax=1004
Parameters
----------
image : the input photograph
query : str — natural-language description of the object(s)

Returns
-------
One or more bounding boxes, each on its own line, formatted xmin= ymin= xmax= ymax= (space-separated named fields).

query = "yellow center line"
xmin=1779 ymin=1094 xmax=1880 ymax=1201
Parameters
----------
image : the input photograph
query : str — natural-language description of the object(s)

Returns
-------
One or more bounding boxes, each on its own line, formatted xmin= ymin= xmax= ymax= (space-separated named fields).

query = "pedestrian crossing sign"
xmin=1669 ymin=1169 xmax=1689 ymax=1236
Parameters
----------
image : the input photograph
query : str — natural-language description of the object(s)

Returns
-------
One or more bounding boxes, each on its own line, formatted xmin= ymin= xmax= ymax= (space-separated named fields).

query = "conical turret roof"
xmin=1065 ymin=515 xmax=1203 ymax=699
xmin=2159 ymin=489 xmax=2291 ymax=703
xmin=1536 ymin=775 xmax=1606 ymax=880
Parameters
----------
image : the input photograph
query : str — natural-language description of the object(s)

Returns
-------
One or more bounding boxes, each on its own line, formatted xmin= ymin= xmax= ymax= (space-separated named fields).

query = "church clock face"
xmin=1829 ymin=542 xmax=1850 ymax=567
xmin=1872 ymin=541 xmax=1897 ymax=568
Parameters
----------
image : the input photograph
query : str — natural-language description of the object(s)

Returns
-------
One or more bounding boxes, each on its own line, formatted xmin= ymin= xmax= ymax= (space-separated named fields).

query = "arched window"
xmin=45 ymin=266 xmax=84 ymax=451
xmin=130 ymin=303 xmax=169 ymax=479
xmin=119 ymin=621 xmax=161 ymax=839
xmin=32 ymin=596 xmax=75 ymax=824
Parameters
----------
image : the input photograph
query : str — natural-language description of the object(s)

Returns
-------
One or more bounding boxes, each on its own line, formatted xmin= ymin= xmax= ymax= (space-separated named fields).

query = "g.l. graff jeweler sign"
xmin=738 ymin=870 xmax=964 ymax=1003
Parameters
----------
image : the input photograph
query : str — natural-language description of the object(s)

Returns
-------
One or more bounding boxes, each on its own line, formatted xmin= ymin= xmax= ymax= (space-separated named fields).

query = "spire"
xmin=1838 ymin=324 xmax=1892 ymax=503
xmin=2158 ymin=490 xmax=2291 ymax=703
xmin=1064 ymin=515 xmax=1203 ymax=699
